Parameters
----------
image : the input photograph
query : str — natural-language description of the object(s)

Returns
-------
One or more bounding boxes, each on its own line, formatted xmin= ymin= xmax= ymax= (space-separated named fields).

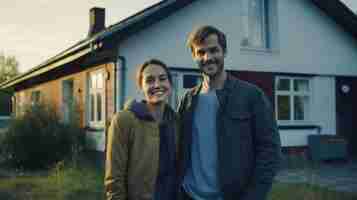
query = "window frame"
xmin=169 ymin=70 xmax=201 ymax=109
xmin=275 ymin=76 xmax=312 ymax=125
xmin=87 ymin=69 xmax=106 ymax=128
xmin=240 ymin=0 xmax=270 ymax=50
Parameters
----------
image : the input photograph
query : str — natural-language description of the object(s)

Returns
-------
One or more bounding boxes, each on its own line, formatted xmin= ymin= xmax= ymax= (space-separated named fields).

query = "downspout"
xmin=115 ymin=56 xmax=126 ymax=111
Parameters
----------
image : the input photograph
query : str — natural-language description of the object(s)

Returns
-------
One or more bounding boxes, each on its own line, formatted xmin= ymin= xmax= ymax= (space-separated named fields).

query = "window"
xmin=241 ymin=0 xmax=269 ymax=49
xmin=275 ymin=77 xmax=311 ymax=124
xmin=88 ymin=70 xmax=105 ymax=127
xmin=31 ymin=91 xmax=41 ymax=105
xmin=16 ymin=92 xmax=25 ymax=116
xmin=62 ymin=79 xmax=74 ymax=123
xmin=169 ymin=71 xmax=201 ymax=109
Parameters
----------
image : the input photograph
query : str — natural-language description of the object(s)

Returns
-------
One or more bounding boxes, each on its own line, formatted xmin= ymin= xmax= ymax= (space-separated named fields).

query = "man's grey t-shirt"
xmin=183 ymin=90 xmax=223 ymax=200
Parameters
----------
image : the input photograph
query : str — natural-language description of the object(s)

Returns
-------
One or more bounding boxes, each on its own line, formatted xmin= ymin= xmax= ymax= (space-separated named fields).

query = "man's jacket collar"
xmin=191 ymin=73 xmax=236 ymax=95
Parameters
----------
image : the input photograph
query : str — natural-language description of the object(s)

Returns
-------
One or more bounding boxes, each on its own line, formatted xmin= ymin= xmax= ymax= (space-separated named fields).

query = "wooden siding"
xmin=13 ymin=63 xmax=115 ymax=128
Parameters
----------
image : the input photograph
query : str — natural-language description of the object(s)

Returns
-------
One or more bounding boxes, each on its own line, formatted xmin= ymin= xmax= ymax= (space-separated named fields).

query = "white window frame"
xmin=241 ymin=0 xmax=269 ymax=50
xmin=275 ymin=76 xmax=312 ymax=125
xmin=169 ymin=70 xmax=201 ymax=109
xmin=87 ymin=69 xmax=106 ymax=128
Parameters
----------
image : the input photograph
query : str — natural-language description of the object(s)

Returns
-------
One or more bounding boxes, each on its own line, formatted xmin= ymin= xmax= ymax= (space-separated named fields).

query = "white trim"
xmin=275 ymin=76 xmax=312 ymax=125
xmin=169 ymin=70 xmax=201 ymax=109
xmin=87 ymin=69 xmax=106 ymax=128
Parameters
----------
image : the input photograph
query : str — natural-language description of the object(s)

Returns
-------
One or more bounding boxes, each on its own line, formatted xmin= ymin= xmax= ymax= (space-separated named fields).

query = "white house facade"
xmin=116 ymin=0 xmax=357 ymax=148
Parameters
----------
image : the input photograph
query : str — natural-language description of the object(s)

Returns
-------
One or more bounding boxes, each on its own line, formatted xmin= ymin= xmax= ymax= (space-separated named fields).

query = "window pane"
xmin=277 ymin=79 xmax=290 ymax=91
xmin=183 ymin=74 xmax=201 ymax=89
xmin=241 ymin=0 xmax=267 ymax=48
xmin=294 ymin=96 xmax=309 ymax=120
xmin=31 ymin=91 xmax=40 ymax=104
xmin=97 ymin=73 xmax=104 ymax=89
xmin=90 ymin=94 xmax=95 ymax=121
xmin=97 ymin=93 xmax=102 ymax=122
xmin=294 ymin=79 xmax=309 ymax=92
xmin=250 ymin=0 xmax=265 ymax=48
xmin=90 ymin=74 xmax=96 ymax=89
xmin=241 ymin=0 xmax=250 ymax=47
xmin=277 ymin=95 xmax=290 ymax=120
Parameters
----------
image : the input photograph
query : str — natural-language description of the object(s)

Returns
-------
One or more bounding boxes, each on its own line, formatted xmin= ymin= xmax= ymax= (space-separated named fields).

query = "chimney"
xmin=88 ymin=7 xmax=105 ymax=37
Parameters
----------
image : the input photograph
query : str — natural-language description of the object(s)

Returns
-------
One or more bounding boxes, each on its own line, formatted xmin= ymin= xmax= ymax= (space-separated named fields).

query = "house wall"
xmin=311 ymin=76 xmax=336 ymax=135
xmin=118 ymin=0 xmax=357 ymax=99
xmin=115 ymin=0 xmax=355 ymax=147
xmin=13 ymin=63 xmax=115 ymax=129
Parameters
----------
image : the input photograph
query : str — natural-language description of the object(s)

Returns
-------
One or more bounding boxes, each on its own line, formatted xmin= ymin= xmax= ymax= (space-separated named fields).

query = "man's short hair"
xmin=187 ymin=25 xmax=227 ymax=54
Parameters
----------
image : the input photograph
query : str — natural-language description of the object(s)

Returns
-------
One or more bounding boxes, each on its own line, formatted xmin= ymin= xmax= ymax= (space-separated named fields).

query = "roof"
xmin=312 ymin=0 xmax=357 ymax=39
xmin=1 ymin=0 xmax=356 ymax=90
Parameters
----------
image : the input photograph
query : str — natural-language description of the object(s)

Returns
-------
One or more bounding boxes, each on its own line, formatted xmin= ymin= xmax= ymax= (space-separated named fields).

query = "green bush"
xmin=1 ymin=103 xmax=85 ymax=169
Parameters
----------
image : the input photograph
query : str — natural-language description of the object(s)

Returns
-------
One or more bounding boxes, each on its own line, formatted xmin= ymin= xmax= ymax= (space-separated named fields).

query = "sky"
xmin=0 ymin=0 xmax=161 ymax=72
xmin=0 ymin=0 xmax=356 ymax=73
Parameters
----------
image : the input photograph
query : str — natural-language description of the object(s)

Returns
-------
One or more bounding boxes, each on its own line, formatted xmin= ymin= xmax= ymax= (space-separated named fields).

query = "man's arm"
xmin=105 ymin=112 xmax=131 ymax=200
xmin=241 ymin=89 xmax=282 ymax=200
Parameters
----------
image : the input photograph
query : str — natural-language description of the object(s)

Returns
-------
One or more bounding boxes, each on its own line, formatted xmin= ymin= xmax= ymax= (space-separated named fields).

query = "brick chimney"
xmin=88 ymin=7 xmax=105 ymax=37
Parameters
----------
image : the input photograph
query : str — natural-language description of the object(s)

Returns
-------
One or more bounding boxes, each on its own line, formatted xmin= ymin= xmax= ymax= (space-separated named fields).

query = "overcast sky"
xmin=0 ymin=0 xmax=356 ymax=72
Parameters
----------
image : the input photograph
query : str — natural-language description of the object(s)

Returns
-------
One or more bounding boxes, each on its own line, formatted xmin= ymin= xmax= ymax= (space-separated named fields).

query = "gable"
xmin=118 ymin=0 xmax=357 ymax=76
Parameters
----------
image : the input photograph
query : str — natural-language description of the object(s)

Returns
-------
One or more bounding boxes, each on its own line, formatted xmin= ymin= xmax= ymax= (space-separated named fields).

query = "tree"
xmin=0 ymin=52 xmax=20 ymax=84
xmin=0 ymin=52 xmax=19 ymax=116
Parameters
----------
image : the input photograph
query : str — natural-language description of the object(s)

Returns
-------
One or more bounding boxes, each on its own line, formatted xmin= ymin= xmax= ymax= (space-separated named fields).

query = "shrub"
xmin=1 ymin=103 xmax=85 ymax=169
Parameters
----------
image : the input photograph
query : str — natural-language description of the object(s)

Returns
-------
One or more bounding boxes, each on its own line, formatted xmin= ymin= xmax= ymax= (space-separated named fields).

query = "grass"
xmin=270 ymin=182 xmax=357 ymax=200
xmin=0 ymin=152 xmax=357 ymax=200
xmin=0 ymin=154 xmax=104 ymax=200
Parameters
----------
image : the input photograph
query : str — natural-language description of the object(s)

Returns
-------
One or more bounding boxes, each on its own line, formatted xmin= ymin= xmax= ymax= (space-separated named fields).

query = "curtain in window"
xmin=241 ymin=0 xmax=267 ymax=48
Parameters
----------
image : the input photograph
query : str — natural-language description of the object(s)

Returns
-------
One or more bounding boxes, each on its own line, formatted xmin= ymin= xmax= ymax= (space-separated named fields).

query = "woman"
xmin=105 ymin=59 xmax=179 ymax=200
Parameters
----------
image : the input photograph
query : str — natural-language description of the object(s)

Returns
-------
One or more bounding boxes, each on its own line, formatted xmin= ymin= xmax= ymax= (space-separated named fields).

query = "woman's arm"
xmin=105 ymin=112 xmax=132 ymax=200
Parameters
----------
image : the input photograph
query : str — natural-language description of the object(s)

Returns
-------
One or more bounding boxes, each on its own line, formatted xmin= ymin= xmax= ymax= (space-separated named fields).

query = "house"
xmin=1 ymin=0 xmax=357 ymax=156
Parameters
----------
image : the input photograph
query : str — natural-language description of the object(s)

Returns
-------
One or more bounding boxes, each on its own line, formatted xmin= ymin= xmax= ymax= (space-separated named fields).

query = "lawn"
xmin=270 ymin=182 xmax=357 ymax=200
xmin=0 ymin=154 xmax=104 ymax=200
xmin=1 ymin=153 xmax=357 ymax=200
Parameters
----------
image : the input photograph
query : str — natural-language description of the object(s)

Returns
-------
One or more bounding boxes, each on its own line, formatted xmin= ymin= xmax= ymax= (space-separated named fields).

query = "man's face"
xmin=192 ymin=34 xmax=225 ymax=79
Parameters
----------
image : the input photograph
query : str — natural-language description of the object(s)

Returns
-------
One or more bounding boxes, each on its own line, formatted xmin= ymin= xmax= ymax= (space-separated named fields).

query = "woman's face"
xmin=141 ymin=64 xmax=172 ymax=105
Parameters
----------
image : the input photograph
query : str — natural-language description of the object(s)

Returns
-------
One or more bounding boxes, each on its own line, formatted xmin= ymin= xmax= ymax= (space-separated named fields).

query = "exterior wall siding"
xmin=115 ymin=0 xmax=355 ymax=147
xmin=13 ymin=63 xmax=115 ymax=129
xmin=118 ymin=0 xmax=357 ymax=103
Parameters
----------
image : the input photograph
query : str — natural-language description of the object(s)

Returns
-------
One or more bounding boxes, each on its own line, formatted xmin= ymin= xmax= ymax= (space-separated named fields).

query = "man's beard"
xmin=197 ymin=59 xmax=224 ymax=79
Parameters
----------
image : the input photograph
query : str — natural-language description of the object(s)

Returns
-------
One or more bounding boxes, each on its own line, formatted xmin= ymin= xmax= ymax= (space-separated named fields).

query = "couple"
xmin=105 ymin=25 xmax=281 ymax=200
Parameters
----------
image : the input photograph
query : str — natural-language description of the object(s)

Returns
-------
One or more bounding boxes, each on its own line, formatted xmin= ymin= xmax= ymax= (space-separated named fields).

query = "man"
xmin=177 ymin=25 xmax=281 ymax=200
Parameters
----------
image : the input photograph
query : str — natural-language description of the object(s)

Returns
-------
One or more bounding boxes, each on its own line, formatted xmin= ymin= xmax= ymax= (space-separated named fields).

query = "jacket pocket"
xmin=228 ymin=111 xmax=252 ymax=140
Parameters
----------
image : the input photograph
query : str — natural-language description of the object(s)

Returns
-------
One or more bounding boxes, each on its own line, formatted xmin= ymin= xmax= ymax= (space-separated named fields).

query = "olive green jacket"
xmin=105 ymin=100 xmax=180 ymax=200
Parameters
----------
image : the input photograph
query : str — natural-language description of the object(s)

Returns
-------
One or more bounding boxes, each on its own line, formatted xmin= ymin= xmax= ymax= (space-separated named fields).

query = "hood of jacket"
xmin=123 ymin=99 xmax=176 ymax=123
xmin=124 ymin=99 xmax=155 ymax=121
